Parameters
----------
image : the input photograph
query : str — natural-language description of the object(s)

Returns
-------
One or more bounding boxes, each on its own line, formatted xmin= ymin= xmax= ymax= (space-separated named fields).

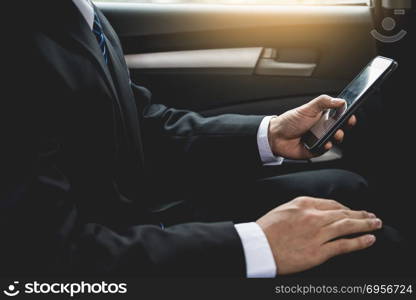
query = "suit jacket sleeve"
xmin=132 ymin=84 xmax=265 ymax=180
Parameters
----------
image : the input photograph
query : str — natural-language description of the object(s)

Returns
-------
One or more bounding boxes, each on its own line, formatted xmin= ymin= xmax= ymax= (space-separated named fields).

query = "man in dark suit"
xmin=1 ymin=0 xmax=407 ymax=277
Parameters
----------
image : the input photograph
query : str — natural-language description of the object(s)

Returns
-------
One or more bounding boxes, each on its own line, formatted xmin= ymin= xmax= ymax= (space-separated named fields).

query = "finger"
xmin=298 ymin=95 xmax=346 ymax=117
xmin=321 ymin=209 xmax=376 ymax=226
xmin=332 ymin=130 xmax=344 ymax=143
xmin=300 ymin=146 xmax=317 ymax=159
xmin=347 ymin=115 xmax=357 ymax=127
xmin=298 ymin=198 xmax=350 ymax=211
xmin=312 ymin=96 xmax=346 ymax=114
xmin=322 ymin=218 xmax=382 ymax=242
xmin=324 ymin=141 xmax=333 ymax=150
xmin=322 ymin=234 xmax=376 ymax=260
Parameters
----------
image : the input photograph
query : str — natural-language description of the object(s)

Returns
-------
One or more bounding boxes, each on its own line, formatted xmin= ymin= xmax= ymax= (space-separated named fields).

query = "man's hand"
xmin=268 ymin=95 xmax=357 ymax=159
xmin=256 ymin=196 xmax=381 ymax=275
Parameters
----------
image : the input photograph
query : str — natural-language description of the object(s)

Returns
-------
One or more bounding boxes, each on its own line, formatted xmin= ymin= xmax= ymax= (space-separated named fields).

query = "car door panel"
xmin=97 ymin=2 xmax=377 ymax=116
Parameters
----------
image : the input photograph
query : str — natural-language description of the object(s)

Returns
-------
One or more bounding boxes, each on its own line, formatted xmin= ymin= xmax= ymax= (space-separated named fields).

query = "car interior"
xmin=95 ymin=0 xmax=414 ymax=239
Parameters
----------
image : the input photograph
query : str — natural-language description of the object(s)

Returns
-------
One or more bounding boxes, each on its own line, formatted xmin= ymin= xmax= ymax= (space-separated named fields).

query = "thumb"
xmin=300 ymin=95 xmax=346 ymax=117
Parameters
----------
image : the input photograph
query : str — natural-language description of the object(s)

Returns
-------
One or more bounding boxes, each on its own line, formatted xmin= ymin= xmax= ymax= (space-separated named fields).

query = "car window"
xmin=93 ymin=0 xmax=368 ymax=6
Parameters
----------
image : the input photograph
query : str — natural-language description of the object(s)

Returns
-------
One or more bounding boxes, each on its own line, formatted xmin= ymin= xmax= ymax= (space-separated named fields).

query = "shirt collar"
xmin=72 ymin=0 xmax=94 ymax=30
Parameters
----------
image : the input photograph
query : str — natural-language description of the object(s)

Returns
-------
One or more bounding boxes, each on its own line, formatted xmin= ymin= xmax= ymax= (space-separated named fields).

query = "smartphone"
xmin=302 ymin=56 xmax=398 ymax=153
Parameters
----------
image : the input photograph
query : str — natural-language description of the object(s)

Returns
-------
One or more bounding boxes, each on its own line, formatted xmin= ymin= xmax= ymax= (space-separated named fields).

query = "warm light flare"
xmin=94 ymin=0 xmax=368 ymax=5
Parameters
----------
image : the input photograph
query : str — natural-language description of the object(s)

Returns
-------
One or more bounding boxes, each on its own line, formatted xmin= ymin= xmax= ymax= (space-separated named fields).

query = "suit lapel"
xmin=95 ymin=8 xmax=145 ymax=158
xmin=62 ymin=1 xmax=120 ymax=105
xmin=59 ymin=2 xmax=145 ymax=169
xmin=61 ymin=1 xmax=138 ymax=155
xmin=105 ymin=31 xmax=145 ymax=162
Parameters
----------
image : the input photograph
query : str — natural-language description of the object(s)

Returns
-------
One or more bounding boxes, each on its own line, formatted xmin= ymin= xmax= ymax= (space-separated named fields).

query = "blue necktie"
xmin=92 ymin=11 xmax=108 ymax=64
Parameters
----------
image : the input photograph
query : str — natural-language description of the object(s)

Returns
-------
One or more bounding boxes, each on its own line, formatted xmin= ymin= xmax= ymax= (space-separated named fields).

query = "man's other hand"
xmin=268 ymin=95 xmax=357 ymax=159
xmin=256 ymin=196 xmax=381 ymax=275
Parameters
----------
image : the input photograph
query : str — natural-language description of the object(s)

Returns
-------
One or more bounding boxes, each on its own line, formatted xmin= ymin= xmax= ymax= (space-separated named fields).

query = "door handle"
xmin=255 ymin=48 xmax=317 ymax=77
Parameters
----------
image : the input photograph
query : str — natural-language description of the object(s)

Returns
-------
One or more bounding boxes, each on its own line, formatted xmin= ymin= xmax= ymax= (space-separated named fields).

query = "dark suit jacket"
xmin=1 ymin=2 xmax=265 ymax=276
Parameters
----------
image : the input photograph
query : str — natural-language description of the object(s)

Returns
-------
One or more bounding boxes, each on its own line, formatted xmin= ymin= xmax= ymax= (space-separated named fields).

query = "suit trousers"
xmin=157 ymin=169 xmax=413 ymax=277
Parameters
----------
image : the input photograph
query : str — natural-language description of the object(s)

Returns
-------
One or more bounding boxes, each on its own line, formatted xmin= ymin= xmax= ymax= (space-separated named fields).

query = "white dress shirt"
xmin=73 ymin=0 xmax=279 ymax=278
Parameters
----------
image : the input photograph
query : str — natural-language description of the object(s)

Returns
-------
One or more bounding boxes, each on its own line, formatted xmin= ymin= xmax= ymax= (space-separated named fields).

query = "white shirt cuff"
xmin=234 ymin=222 xmax=277 ymax=278
xmin=257 ymin=116 xmax=284 ymax=166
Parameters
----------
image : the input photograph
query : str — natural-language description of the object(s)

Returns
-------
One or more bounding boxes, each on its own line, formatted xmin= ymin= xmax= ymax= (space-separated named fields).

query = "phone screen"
xmin=309 ymin=57 xmax=394 ymax=141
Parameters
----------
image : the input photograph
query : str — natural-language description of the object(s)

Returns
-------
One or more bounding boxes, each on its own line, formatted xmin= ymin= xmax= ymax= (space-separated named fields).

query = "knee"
xmin=323 ymin=169 xmax=368 ymax=207
xmin=329 ymin=169 xmax=368 ymax=193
